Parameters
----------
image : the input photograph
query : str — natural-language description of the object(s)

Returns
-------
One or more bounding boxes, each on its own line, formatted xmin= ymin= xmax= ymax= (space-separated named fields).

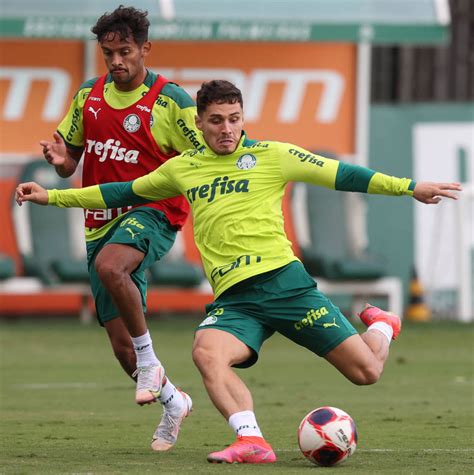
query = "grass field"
xmin=1 ymin=316 xmax=473 ymax=474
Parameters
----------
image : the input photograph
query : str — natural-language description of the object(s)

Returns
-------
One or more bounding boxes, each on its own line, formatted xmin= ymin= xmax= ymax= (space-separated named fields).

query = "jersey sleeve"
xmin=151 ymin=83 xmax=205 ymax=154
xmin=48 ymin=159 xmax=182 ymax=209
xmin=56 ymin=79 xmax=97 ymax=150
xmin=279 ymin=143 xmax=416 ymax=196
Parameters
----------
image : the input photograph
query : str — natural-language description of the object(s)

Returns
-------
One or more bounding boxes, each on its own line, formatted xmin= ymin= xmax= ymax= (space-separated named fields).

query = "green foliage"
xmin=1 ymin=318 xmax=473 ymax=473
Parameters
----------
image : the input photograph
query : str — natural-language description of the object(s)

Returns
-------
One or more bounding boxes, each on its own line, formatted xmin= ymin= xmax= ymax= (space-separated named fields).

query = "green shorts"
xmin=86 ymin=208 xmax=177 ymax=325
xmin=196 ymin=261 xmax=357 ymax=368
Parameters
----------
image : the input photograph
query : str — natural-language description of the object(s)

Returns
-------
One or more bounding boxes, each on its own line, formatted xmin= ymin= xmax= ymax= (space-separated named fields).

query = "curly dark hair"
xmin=91 ymin=5 xmax=149 ymax=45
xmin=196 ymin=80 xmax=243 ymax=115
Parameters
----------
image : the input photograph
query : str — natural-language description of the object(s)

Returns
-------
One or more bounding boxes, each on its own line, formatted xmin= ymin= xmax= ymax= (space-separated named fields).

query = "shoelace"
xmin=133 ymin=366 xmax=159 ymax=390
xmin=155 ymin=411 xmax=180 ymax=442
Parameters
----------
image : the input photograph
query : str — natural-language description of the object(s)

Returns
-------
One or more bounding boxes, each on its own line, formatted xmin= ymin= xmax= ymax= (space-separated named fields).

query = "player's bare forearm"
xmin=413 ymin=182 xmax=462 ymax=204
xmin=53 ymin=154 xmax=81 ymax=178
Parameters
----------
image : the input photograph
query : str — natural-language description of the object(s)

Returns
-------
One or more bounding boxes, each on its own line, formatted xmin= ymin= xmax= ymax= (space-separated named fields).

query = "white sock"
xmin=131 ymin=331 xmax=160 ymax=367
xmin=368 ymin=322 xmax=393 ymax=344
xmin=158 ymin=380 xmax=184 ymax=414
xmin=228 ymin=411 xmax=263 ymax=438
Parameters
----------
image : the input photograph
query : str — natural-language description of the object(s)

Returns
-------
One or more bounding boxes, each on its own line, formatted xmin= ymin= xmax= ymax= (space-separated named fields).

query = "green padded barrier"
xmin=149 ymin=259 xmax=204 ymax=288
xmin=16 ymin=160 xmax=88 ymax=285
xmin=294 ymin=151 xmax=386 ymax=281
xmin=0 ymin=254 xmax=15 ymax=280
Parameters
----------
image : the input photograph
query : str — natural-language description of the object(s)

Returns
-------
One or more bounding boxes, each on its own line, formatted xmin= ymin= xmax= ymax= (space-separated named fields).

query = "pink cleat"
xmin=207 ymin=436 xmax=276 ymax=464
xmin=133 ymin=364 xmax=165 ymax=405
xmin=358 ymin=303 xmax=402 ymax=340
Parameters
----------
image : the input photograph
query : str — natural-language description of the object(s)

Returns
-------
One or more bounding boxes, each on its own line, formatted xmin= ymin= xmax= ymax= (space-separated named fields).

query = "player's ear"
xmin=195 ymin=114 xmax=203 ymax=131
xmin=142 ymin=41 xmax=151 ymax=57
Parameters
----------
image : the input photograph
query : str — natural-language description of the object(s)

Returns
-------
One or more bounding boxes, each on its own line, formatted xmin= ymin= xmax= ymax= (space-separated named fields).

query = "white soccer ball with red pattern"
xmin=298 ymin=406 xmax=358 ymax=466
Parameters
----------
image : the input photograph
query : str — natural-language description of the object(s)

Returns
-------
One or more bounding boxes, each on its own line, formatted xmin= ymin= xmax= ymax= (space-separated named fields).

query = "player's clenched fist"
xmin=15 ymin=182 xmax=49 ymax=206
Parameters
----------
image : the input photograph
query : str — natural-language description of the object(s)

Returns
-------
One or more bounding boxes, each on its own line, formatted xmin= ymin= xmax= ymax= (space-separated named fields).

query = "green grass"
xmin=1 ymin=317 xmax=473 ymax=474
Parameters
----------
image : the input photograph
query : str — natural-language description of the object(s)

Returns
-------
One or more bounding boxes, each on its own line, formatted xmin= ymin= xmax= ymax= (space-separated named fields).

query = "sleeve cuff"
xmin=407 ymin=180 xmax=417 ymax=196
xmin=47 ymin=189 xmax=58 ymax=205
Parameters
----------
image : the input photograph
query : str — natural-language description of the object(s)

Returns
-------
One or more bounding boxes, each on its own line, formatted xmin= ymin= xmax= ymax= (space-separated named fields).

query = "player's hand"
xmin=15 ymin=182 xmax=49 ymax=206
xmin=40 ymin=132 xmax=67 ymax=166
xmin=413 ymin=182 xmax=462 ymax=204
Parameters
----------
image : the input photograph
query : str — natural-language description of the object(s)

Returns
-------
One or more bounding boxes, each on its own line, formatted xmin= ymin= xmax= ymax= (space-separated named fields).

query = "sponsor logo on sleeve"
xmin=289 ymin=148 xmax=324 ymax=167
xmin=66 ymin=107 xmax=81 ymax=142
xmin=176 ymin=118 xmax=204 ymax=151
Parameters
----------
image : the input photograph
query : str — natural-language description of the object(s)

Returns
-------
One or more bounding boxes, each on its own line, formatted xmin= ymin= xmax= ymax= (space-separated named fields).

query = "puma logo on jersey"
xmin=125 ymin=227 xmax=140 ymax=239
xmin=323 ymin=318 xmax=340 ymax=329
xmin=88 ymin=106 xmax=101 ymax=119
xmin=85 ymin=139 xmax=140 ymax=163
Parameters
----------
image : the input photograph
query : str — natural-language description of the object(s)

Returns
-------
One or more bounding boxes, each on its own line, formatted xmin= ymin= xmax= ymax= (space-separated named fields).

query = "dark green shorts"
xmin=196 ymin=261 xmax=357 ymax=368
xmin=86 ymin=208 xmax=177 ymax=325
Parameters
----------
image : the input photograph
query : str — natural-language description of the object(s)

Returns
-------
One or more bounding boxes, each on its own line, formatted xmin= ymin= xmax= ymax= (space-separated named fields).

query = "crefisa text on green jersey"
xmin=288 ymin=148 xmax=325 ymax=166
xmin=186 ymin=176 xmax=250 ymax=203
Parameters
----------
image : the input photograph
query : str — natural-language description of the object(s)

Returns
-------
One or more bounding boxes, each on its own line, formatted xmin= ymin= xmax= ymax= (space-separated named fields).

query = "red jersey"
xmin=82 ymin=74 xmax=189 ymax=229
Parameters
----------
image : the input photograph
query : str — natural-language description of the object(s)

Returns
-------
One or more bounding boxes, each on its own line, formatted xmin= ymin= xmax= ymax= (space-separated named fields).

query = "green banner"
xmin=0 ymin=17 xmax=448 ymax=43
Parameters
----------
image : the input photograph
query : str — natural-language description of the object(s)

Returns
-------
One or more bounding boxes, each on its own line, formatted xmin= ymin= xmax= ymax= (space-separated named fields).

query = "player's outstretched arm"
xmin=15 ymin=182 xmax=49 ymax=206
xmin=16 ymin=162 xmax=180 ymax=210
xmin=40 ymin=132 xmax=82 ymax=178
xmin=413 ymin=182 xmax=462 ymax=204
xmin=16 ymin=176 xmax=167 ymax=210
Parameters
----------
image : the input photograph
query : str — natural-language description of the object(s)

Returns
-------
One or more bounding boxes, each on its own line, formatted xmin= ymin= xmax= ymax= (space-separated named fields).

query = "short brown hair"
xmin=91 ymin=5 xmax=149 ymax=45
xmin=196 ymin=80 xmax=243 ymax=115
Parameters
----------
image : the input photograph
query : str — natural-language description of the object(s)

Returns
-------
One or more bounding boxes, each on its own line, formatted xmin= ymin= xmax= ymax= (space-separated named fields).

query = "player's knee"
xmin=192 ymin=345 xmax=219 ymax=374
xmin=192 ymin=345 xmax=226 ymax=376
xmin=95 ymin=256 xmax=122 ymax=283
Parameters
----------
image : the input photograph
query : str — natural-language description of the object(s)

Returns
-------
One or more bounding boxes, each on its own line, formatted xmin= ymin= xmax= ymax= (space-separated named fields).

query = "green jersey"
xmin=48 ymin=136 xmax=416 ymax=298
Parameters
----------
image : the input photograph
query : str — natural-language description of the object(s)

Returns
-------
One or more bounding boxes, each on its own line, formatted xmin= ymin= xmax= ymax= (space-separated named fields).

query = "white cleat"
xmin=133 ymin=364 xmax=165 ymax=405
xmin=151 ymin=390 xmax=193 ymax=451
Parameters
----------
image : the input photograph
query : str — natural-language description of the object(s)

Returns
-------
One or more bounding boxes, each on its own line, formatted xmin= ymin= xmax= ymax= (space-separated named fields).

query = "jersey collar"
xmin=203 ymin=131 xmax=253 ymax=158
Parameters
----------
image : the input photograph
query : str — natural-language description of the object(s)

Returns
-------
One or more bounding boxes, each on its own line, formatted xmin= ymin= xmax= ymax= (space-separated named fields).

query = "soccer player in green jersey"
xmin=18 ymin=80 xmax=461 ymax=464
xmin=38 ymin=6 xmax=201 ymax=451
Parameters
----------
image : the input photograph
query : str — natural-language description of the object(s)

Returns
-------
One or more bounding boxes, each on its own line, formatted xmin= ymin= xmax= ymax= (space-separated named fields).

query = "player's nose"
xmin=221 ymin=120 xmax=232 ymax=133
xmin=111 ymin=53 xmax=123 ymax=67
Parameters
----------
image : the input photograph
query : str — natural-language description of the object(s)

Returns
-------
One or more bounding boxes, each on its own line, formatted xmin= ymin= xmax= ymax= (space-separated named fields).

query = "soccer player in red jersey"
xmin=39 ymin=6 xmax=199 ymax=451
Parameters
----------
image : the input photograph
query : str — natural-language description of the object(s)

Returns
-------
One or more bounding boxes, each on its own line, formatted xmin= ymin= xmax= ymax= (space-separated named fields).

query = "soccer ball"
xmin=297 ymin=406 xmax=358 ymax=466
